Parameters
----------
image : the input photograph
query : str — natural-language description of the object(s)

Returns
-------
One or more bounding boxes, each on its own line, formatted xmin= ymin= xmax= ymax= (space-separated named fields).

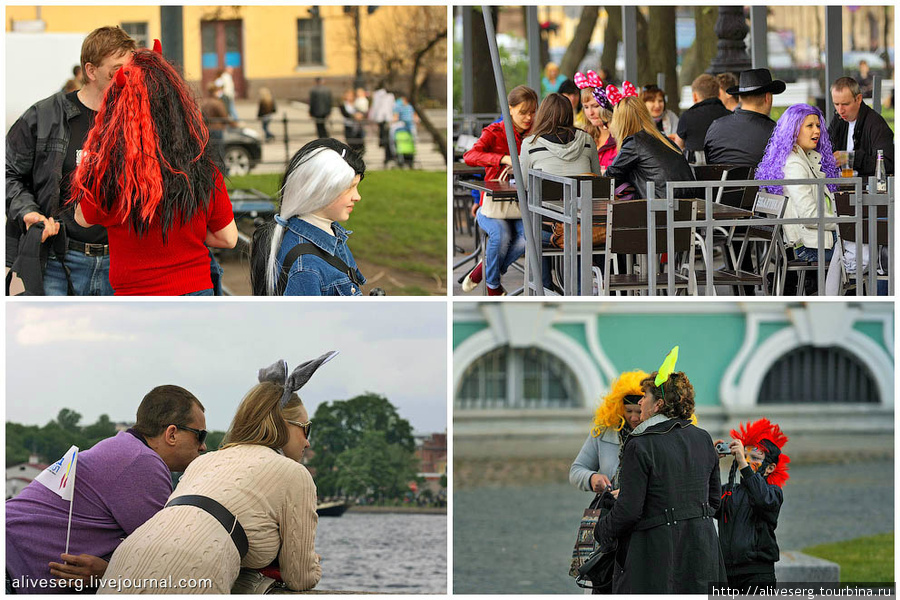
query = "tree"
xmin=600 ymin=8 xmax=622 ymax=79
xmin=472 ymin=7 xmax=501 ymax=113
xmin=309 ymin=393 xmax=416 ymax=498
xmin=357 ymin=6 xmax=448 ymax=159
xmin=333 ymin=430 xmax=418 ymax=499
xmin=559 ymin=8 xmax=600 ymax=79
xmin=680 ymin=7 xmax=720 ymax=87
xmin=647 ymin=7 xmax=679 ymax=115
xmin=55 ymin=409 xmax=82 ymax=433
xmin=82 ymin=414 xmax=116 ymax=443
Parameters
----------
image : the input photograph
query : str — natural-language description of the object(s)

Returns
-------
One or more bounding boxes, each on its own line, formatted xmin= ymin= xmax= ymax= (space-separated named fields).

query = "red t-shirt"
xmin=79 ymin=170 xmax=234 ymax=295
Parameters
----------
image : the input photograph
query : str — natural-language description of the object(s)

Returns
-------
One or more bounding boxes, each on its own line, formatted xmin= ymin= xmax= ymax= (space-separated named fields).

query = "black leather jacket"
xmin=827 ymin=101 xmax=894 ymax=178
xmin=607 ymin=130 xmax=697 ymax=199
xmin=6 ymin=91 xmax=81 ymax=266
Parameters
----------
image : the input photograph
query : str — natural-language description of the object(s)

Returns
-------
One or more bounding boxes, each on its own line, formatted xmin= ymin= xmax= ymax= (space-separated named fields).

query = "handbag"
xmin=569 ymin=492 xmax=616 ymax=591
xmin=550 ymin=222 xmax=606 ymax=249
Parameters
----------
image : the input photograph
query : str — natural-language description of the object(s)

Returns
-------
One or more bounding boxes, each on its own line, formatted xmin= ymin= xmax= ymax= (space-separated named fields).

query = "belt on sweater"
xmin=67 ymin=239 xmax=110 ymax=257
xmin=633 ymin=502 xmax=713 ymax=532
xmin=166 ymin=495 xmax=249 ymax=559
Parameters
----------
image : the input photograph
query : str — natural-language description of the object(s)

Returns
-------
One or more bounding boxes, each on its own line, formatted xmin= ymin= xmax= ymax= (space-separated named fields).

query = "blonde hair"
xmin=611 ymin=96 xmax=679 ymax=154
xmin=221 ymin=382 xmax=307 ymax=450
xmin=580 ymin=87 xmax=614 ymax=148
xmin=591 ymin=370 xmax=648 ymax=435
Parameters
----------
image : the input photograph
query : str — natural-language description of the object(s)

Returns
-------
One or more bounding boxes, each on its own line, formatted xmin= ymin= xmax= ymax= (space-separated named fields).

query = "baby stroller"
xmin=389 ymin=121 xmax=415 ymax=168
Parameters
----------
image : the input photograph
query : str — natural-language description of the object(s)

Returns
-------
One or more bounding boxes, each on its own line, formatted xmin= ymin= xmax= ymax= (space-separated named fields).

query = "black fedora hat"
xmin=727 ymin=68 xmax=787 ymax=96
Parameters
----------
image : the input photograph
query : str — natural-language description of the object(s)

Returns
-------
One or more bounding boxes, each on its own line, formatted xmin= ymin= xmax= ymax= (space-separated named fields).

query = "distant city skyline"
xmin=6 ymin=302 xmax=448 ymax=434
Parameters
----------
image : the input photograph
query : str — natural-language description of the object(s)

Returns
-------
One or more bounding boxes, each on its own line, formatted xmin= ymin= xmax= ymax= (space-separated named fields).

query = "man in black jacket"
xmin=828 ymin=77 xmax=894 ymax=178
xmin=6 ymin=26 xmax=135 ymax=295
xmin=715 ymin=420 xmax=789 ymax=593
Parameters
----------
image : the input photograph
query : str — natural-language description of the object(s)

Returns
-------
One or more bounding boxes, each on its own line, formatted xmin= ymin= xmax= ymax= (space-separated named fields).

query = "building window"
xmin=457 ymin=346 xmax=580 ymax=409
xmin=296 ymin=17 xmax=323 ymax=66
xmin=758 ymin=345 xmax=879 ymax=404
xmin=121 ymin=22 xmax=149 ymax=49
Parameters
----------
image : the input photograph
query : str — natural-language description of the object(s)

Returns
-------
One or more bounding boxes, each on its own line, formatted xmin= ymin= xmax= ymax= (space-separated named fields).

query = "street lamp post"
xmin=707 ymin=6 xmax=752 ymax=75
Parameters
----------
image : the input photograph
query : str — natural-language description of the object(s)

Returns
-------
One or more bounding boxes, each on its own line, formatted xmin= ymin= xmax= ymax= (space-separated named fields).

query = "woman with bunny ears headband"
xmin=100 ymin=352 xmax=337 ymax=594
xmin=251 ymin=138 xmax=367 ymax=296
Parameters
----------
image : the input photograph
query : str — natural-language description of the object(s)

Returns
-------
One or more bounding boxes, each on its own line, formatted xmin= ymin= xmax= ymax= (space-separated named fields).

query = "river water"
xmin=453 ymin=460 xmax=893 ymax=594
xmin=316 ymin=512 xmax=447 ymax=593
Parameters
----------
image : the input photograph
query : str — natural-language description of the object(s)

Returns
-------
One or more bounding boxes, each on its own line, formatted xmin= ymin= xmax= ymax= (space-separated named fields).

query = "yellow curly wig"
xmin=591 ymin=370 xmax=649 ymax=436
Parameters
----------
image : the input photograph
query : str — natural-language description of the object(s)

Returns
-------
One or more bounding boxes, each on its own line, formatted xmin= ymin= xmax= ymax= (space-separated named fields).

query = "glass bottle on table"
xmin=874 ymin=149 xmax=887 ymax=193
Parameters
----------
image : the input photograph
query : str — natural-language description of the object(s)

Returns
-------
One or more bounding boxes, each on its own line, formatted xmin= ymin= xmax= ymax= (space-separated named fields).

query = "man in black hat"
xmin=703 ymin=68 xmax=786 ymax=168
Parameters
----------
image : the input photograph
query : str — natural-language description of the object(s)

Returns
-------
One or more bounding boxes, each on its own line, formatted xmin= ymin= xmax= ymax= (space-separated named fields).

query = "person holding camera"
xmin=714 ymin=419 xmax=790 ymax=593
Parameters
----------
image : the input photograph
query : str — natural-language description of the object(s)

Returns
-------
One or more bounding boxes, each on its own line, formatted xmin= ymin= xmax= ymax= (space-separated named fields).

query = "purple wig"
xmin=755 ymin=103 xmax=840 ymax=195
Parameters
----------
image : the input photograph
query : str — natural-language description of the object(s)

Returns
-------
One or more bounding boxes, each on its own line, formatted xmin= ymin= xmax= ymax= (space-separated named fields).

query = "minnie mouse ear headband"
xmin=115 ymin=38 xmax=163 ymax=88
xmin=258 ymin=351 xmax=339 ymax=407
xmin=605 ymin=81 xmax=638 ymax=107
xmin=574 ymin=70 xmax=603 ymax=90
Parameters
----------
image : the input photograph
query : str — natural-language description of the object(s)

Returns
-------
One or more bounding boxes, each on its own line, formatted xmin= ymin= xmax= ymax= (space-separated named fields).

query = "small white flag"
xmin=35 ymin=445 xmax=79 ymax=502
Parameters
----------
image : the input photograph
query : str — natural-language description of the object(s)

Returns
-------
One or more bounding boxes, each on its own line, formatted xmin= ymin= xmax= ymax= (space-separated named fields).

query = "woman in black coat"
xmin=594 ymin=370 xmax=726 ymax=593
xmin=607 ymin=96 xmax=697 ymax=199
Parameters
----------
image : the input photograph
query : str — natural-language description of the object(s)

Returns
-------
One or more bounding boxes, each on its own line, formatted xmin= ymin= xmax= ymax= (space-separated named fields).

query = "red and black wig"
xmin=71 ymin=47 xmax=216 ymax=240
xmin=731 ymin=418 xmax=791 ymax=488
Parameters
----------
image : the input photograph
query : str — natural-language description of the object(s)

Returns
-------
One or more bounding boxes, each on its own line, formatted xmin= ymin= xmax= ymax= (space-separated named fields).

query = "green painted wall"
xmin=453 ymin=323 xmax=488 ymax=349
xmin=592 ymin=314 xmax=745 ymax=406
xmin=853 ymin=322 xmax=889 ymax=353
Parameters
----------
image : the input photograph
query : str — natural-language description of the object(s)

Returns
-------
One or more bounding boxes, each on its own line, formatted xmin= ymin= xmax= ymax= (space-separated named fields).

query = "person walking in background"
xmin=258 ymin=87 xmax=277 ymax=142
xmin=62 ymin=65 xmax=83 ymax=93
xmin=341 ymin=89 xmax=366 ymax=156
xmin=215 ymin=66 xmax=239 ymax=122
xmin=308 ymin=77 xmax=333 ymax=139
xmin=393 ymin=94 xmax=418 ymax=139
xmin=369 ymin=82 xmax=396 ymax=168
xmin=6 ymin=26 xmax=136 ymax=296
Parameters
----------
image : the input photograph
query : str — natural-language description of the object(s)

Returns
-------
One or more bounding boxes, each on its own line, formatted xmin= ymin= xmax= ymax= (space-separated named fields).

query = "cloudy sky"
xmin=6 ymin=302 xmax=448 ymax=433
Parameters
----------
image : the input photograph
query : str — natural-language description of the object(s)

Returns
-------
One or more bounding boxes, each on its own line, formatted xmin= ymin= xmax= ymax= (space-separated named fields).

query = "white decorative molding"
xmin=453 ymin=305 xmax=604 ymax=407
xmin=720 ymin=305 xmax=894 ymax=408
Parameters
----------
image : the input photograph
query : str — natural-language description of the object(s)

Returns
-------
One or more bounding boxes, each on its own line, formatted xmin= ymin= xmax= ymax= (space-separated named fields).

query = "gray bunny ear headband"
xmin=258 ymin=351 xmax=339 ymax=407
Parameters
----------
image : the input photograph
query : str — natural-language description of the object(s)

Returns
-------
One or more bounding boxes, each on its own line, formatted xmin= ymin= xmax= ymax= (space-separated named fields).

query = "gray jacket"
xmin=520 ymin=129 xmax=600 ymax=190
xmin=569 ymin=427 xmax=621 ymax=492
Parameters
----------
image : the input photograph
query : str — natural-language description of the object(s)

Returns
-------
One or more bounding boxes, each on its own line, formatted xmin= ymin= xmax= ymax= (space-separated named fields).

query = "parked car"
xmin=211 ymin=126 xmax=262 ymax=177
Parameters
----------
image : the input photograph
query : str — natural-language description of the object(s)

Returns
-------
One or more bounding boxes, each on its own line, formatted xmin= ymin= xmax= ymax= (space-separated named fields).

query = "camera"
xmin=715 ymin=442 xmax=731 ymax=455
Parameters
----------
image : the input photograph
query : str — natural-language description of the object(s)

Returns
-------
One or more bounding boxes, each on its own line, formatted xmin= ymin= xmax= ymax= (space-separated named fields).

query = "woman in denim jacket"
xmin=251 ymin=139 xmax=366 ymax=296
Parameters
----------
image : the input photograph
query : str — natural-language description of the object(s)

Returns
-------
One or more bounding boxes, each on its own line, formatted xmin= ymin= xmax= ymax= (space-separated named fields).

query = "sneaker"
xmin=462 ymin=261 xmax=483 ymax=292
xmin=486 ymin=285 xmax=507 ymax=296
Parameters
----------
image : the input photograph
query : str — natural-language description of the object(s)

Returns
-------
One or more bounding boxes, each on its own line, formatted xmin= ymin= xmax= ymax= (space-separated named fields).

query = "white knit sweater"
xmin=100 ymin=444 xmax=321 ymax=594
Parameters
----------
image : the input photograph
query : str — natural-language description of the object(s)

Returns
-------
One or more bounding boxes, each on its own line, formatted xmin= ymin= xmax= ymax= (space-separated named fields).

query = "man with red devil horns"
xmin=714 ymin=418 xmax=790 ymax=592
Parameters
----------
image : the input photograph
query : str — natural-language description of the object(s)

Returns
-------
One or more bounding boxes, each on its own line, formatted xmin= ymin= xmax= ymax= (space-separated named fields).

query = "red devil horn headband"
xmin=115 ymin=39 xmax=162 ymax=88
xmin=152 ymin=39 xmax=162 ymax=54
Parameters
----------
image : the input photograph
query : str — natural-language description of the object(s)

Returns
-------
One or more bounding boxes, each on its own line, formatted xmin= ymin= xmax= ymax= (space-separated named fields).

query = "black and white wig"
xmin=250 ymin=138 xmax=365 ymax=295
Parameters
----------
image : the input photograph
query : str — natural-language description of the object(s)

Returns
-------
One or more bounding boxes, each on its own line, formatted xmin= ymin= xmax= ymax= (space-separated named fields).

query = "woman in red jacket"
xmin=461 ymin=85 xmax=537 ymax=295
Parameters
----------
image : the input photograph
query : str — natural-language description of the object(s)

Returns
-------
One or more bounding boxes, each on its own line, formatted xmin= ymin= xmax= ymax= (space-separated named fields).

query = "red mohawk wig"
xmin=731 ymin=418 xmax=790 ymax=488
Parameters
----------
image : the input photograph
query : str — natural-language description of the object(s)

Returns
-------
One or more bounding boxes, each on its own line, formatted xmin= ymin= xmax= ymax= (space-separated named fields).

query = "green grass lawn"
xmin=803 ymin=532 xmax=894 ymax=582
xmin=226 ymin=170 xmax=447 ymax=278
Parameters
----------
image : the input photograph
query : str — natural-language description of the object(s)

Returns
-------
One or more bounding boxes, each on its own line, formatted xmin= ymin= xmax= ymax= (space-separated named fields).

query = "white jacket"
xmin=782 ymin=147 xmax=836 ymax=249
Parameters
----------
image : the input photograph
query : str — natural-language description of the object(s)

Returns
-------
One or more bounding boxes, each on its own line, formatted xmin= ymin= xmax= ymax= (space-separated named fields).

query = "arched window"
xmin=456 ymin=346 xmax=580 ymax=409
xmin=758 ymin=345 xmax=880 ymax=404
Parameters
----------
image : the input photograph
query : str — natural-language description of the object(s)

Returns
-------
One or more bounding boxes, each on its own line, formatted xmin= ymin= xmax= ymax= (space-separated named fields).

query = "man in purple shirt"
xmin=6 ymin=385 xmax=208 ymax=593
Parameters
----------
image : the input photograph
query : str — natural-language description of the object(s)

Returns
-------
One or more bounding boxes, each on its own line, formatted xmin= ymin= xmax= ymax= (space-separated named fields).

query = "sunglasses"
xmin=175 ymin=424 xmax=208 ymax=446
xmin=287 ymin=420 xmax=312 ymax=439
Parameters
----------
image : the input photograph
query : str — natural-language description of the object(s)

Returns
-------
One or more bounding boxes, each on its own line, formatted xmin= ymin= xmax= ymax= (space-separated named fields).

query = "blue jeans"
xmin=477 ymin=213 xmax=525 ymax=288
xmin=183 ymin=288 xmax=214 ymax=296
xmin=794 ymin=245 xmax=835 ymax=263
xmin=44 ymin=251 xmax=113 ymax=296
